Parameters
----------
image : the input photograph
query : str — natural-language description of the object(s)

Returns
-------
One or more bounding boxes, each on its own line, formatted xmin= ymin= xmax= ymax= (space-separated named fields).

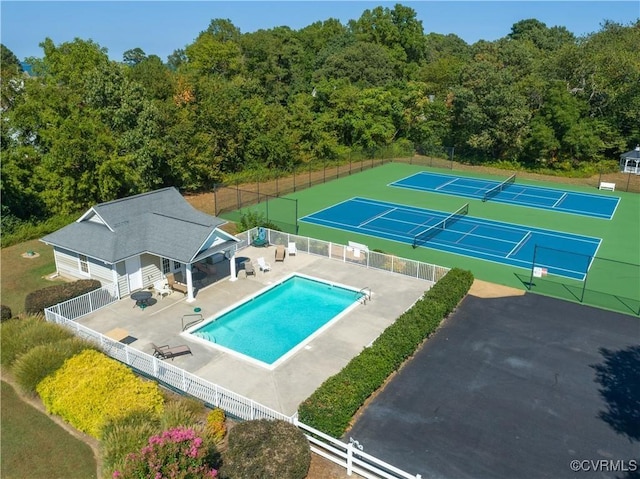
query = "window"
xmin=79 ymin=254 xmax=89 ymax=274
xmin=173 ymin=261 xmax=181 ymax=271
xmin=162 ymin=258 xmax=170 ymax=274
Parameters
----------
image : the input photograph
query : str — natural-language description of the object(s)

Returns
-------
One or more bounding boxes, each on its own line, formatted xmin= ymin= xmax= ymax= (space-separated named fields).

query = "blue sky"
xmin=2 ymin=1 xmax=639 ymax=62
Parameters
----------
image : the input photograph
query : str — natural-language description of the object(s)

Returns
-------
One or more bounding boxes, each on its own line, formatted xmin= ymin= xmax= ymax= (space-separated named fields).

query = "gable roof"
xmin=41 ymin=187 xmax=235 ymax=264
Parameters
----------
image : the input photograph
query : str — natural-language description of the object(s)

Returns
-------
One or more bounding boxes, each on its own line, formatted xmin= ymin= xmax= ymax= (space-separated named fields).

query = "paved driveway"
xmin=348 ymin=291 xmax=640 ymax=479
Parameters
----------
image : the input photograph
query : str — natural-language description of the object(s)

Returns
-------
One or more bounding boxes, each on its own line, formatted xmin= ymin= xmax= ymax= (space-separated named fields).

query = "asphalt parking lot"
xmin=347 ymin=291 xmax=640 ymax=479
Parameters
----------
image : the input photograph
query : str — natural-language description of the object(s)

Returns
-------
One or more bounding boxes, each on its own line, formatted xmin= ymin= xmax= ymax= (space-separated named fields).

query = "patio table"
xmin=131 ymin=290 xmax=152 ymax=309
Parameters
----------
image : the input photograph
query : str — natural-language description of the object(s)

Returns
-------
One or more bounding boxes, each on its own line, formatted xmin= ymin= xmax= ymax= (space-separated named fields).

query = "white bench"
xmin=598 ymin=181 xmax=616 ymax=191
xmin=347 ymin=241 xmax=369 ymax=258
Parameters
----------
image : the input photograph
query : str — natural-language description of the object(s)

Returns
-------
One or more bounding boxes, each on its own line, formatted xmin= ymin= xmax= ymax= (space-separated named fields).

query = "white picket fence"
xmin=45 ymin=303 xmax=423 ymax=478
xmin=42 ymin=231 xmax=445 ymax=478
xmin=242 ymin=227 xmax=450 ymax=283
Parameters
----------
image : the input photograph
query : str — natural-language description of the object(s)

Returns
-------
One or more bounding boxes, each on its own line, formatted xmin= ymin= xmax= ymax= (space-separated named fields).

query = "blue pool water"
xmin=190 ymin=275 xmax=363 ymax=367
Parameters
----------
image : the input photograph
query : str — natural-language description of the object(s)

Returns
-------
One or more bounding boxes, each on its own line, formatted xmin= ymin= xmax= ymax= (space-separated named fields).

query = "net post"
xmin=528 ymin=245 xmax=538 ymax=290
xmin=580 ymin=256 xmax=591 ymax=302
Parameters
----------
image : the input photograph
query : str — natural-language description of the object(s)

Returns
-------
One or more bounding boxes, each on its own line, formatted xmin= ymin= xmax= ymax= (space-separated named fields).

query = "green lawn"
xmin=223 ymin=162 xmax=640 ymax=316
xmin=1 ymin=380 xmax=97 ymax=479
xmin=0 ymin=239 xmax=58 ymax=316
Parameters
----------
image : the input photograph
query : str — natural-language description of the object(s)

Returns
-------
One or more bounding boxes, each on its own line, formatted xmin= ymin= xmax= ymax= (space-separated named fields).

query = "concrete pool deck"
xmin=78 ymin=246 xmax=433 ymax=416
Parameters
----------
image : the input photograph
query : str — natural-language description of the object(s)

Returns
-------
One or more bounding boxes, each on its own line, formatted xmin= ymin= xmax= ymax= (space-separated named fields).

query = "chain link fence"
xmin=523 ymin=245 xmax=640 ymax=316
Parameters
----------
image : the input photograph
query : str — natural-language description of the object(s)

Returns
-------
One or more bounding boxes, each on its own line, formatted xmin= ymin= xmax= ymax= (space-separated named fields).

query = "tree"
xmin=184 ymin=29 xmax=244 ymax=77
xmin=508 ymin=19 xmax=575 ymax=51
xmin=1 ymin=44 xmax=22 ymax=74
xmin=315 ymin=41 xmax=398 ymax=87
xmin=122 ymin=47 xmax=146 ymax=66
xmin=39 ymin=37 xmax=110 ymax=89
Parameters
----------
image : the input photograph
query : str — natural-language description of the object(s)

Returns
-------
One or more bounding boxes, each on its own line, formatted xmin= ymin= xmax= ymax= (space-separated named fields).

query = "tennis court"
xmin=301 ymin=197 xmax=601 ymax=280
xmin=390 ymin=171 xmax=620 ymax=219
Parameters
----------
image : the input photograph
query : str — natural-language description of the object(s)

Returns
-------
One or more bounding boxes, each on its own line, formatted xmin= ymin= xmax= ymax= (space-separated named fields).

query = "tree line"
xmin=1 ymin=4 xmax=638 ymax=232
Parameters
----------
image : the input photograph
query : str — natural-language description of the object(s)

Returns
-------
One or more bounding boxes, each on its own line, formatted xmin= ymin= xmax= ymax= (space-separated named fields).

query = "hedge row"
xmin=297 ymin=268 xmax=474 ymax=437
xmin=24 ymin=279 xmax=102 ymax=315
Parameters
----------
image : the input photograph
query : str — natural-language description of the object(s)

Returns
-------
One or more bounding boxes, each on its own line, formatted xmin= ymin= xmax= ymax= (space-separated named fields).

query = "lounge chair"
xmin=166 ymin=273 xmax=187 ymax=294
xmin=275 ymin=244 xmax=286 ymax=262
xmin=257 ymin=257 xmax=271 ymax=272
xmin=244 ymin=261 xmax=256 ymax=276
xmin=151 ymin=342 xmax=192 ymax=360
xmin=153 ymin=279 xmax=172 ymax=299
xmin=287 ymin=242 xmax=297 ymax=256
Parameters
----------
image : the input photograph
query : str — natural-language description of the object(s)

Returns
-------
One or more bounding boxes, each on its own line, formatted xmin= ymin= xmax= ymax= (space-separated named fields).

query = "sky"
xmin=2 ymin=1 xmax=639 ymax=62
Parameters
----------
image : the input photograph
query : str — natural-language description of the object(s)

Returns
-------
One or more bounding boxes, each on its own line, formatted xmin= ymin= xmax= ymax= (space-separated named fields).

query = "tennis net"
xmin=412 ymin=203 xmax=469 ymax=248
xmin=482 ymin=173 xmax=516 ymax=202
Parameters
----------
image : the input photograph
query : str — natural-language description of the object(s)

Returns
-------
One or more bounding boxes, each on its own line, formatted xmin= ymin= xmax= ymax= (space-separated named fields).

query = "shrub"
xmin=206 ymin=408 xmax=227 ymax=445
xmin=160 ymin=398 xmax=201 ymax=430
xmin=297 ymin=268 xmax=473 ymax=437
xmin=113 ymin=426 xmax=218 ymax=479
xmin=24 ymin=279 xmax=102 ymax=315
xmin=12 ymin=337 xmax=98 ymax=394
xmin=238 ymin=211 xmax=280 ymax=233
xmin=0 ymin=316 xmax=74 ymax=367
xmin=100 ymin=410 xmax=162 ymax=475
xmin=1 ymin=304 xmax=12 ymax=322
xmin=37 ymin=350 xmax=165 ymax=438
xmin=221 ymin=419 xmax=310 ymax=479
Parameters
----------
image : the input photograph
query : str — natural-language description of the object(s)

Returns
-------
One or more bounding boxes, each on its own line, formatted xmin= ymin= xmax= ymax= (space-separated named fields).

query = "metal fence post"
xmin=528 ymin=245 xmax=538 ymax=290
xmin=581 ymin=257 xmax=591 ymax=303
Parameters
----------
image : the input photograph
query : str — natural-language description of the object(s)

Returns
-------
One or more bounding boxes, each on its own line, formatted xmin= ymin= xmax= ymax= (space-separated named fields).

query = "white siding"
xmin=115 ymin=261 xmax=129 ymax=297
xmin=53 ymin=247 xmax=116 ymax=290
xmin=140 ymin=254 xmax=162 ymax=288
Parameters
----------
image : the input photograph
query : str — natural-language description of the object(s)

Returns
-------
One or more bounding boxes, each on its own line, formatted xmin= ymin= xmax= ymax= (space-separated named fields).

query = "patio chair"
xmin=244 ymin=260 xmax=256 ymax=277
xmin=257 ymin=257 xmax=271 ymax=272
xmin=151 ymin=342 xmax=192 ymax=360
xmin=275 ymin=244 xmax=286 ymax=262
xmin=153 ymin=279 xmax=172 ymax=299
xmin=287 ymin=242 xmax=297 ymax=256
xmin=252 ymin=227 xmax=268 ymax=247
xmin=166 ymin=273 xmax=187 ymax=294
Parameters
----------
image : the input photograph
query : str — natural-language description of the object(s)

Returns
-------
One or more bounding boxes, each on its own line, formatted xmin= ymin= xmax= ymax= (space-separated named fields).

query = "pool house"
xmin=41 ymin=187 xmax=241 ymax=302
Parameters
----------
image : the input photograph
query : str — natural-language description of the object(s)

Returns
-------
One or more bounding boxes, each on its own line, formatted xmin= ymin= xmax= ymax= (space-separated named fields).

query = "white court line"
xmin=435 ymin=178 xmax=460 ymax=190
xmin=359 ymin=207 xmax=397 ymax=227
xmin=506 ymin=232 xmax=532 ymax=258
xmin=552 ymin=192 xmax=568 ymax=208
xmin=454 ymin=225 xmax=479 ymax=244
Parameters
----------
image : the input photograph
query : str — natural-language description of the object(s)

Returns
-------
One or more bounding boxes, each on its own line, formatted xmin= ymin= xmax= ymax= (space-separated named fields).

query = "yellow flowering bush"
xmin=206 ymin=408 xmax=227 ymax=444
xmin=37 ymin=350 xmax=164 ymax=438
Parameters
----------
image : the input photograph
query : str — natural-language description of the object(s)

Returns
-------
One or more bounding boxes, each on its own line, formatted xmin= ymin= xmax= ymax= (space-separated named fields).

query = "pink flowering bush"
xmin=113 ymin=426 xmax=217 ymax=479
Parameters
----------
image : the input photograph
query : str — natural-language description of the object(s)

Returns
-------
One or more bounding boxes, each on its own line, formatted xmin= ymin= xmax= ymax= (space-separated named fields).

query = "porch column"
xmin=185 ymin=264 xmax=195 ymax=302
xmin=229 ymin=251 xmax=238 ymax=282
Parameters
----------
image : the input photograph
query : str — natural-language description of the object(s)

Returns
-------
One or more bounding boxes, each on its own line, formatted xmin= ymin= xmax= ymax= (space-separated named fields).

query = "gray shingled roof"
xmin=621 ymin=147 xmax=640 ymax=160
xmin=41 ymin=187 xmax=231 ymax=264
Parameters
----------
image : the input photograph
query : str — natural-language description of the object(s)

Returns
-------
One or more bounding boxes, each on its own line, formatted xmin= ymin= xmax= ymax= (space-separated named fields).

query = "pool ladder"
xmin=358 ymin=287 xmax=372 ymax=305
xmin=182 ymin=313 xmax=204 ymax=331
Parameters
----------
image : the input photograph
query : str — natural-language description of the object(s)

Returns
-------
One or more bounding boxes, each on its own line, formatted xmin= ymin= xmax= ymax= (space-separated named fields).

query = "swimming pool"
xmin=187 ymin=274 xmax=365 ymax=369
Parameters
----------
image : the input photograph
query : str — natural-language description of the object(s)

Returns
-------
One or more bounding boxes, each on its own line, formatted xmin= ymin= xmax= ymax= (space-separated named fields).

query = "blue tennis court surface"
xmin=301 ymin=197 xmax=601 ymax=280
xmin=390 ymin=171 xmax=619 ymax=219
